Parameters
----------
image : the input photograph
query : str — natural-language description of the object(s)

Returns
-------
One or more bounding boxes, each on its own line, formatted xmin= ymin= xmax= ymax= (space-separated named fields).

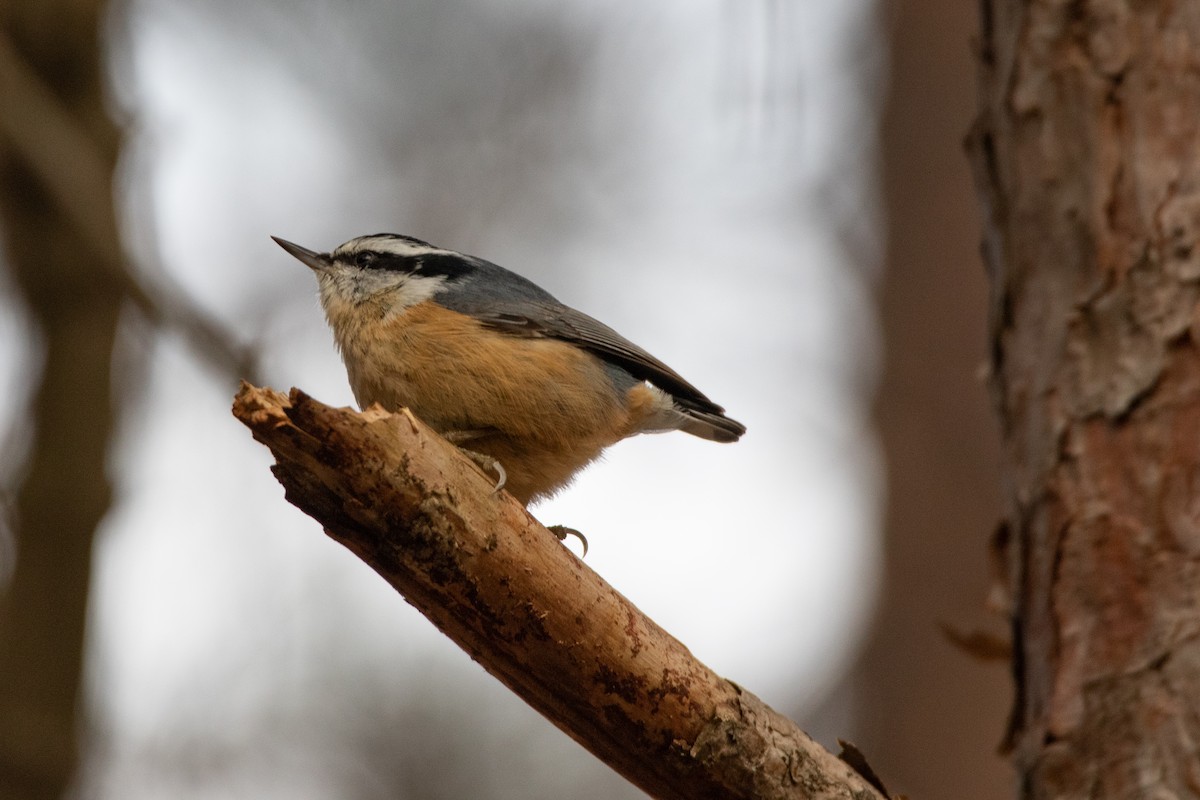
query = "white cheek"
xmin=318 ymin=268 xmax=443 ymax=315
xmin=381 ymin=275 xmax=442 ymax=317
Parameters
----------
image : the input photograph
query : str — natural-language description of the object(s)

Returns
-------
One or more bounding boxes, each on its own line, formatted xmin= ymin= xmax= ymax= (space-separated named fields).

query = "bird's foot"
xmin=443 ymin=429 xmax=493 ymax=446
xmin=547 ymin=525 xmax=588 ymax=557
xmin=460 ymin=448 xmax=507 ymax=494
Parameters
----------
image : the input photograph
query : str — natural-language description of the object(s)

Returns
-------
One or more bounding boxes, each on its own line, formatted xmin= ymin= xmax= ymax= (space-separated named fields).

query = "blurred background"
xmin=0 ymin=1 xmax=1008 ymax=798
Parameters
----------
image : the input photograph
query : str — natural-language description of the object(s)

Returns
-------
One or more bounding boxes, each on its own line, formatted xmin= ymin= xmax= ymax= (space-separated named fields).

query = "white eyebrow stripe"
xmin=336 ymin=236 xmax=458 ymax=259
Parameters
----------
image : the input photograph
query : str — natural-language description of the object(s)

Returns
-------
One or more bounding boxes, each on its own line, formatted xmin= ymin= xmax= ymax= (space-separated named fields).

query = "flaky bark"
xmin=970 ymin=2 xmax=1200 ymax=797
xmin=233 ymin=384 xmax=889 ymax=800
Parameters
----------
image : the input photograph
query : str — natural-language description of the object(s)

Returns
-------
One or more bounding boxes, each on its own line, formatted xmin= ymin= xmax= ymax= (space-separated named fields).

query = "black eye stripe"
xmin=346 ymin=250 xmax=399 ymax=271
xmin=345 ymin=250 xmax=473 ymax=281
xmin=414 ymin=253 xmax=474 ymax=280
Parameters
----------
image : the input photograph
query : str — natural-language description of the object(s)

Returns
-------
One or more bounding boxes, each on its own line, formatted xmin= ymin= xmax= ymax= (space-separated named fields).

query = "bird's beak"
xmin=271 ymin=236 xmax=331 ymax=271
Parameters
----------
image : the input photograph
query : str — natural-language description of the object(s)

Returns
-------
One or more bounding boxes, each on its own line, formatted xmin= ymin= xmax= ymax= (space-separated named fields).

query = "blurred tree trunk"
xmin=970 ymin=2 xmax=1200 ymax=797
xmin=859 ymin=1 xmax=1010 ymax=799
xmin=0 ymin=1 xmax=123 ymax=798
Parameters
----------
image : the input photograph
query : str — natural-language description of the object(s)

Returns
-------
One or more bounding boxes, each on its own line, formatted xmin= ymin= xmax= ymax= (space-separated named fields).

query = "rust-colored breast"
xmin=331 ymin=301 xmax=643 ymax=502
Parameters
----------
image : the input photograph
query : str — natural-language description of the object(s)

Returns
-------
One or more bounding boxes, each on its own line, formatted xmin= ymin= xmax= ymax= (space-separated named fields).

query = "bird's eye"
xmin=354 ymin=252 xmax=377 ymax=268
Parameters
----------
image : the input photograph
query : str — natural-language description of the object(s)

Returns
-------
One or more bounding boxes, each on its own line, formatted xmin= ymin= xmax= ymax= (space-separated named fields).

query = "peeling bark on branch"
xmin=232 ymin=384 xmax=888 ymax=800
xmin=970 ymin=2 xmax=1200 ymax=797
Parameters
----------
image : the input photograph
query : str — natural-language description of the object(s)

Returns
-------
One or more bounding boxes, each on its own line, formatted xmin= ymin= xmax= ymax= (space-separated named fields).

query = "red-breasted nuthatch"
xmin=273 ymin=233 xmax=745 ymax=506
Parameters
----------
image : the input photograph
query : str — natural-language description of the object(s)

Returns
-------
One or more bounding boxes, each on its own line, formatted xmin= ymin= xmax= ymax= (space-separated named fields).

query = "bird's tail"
xmin=679 ymin=407 xmax=746 ymax=443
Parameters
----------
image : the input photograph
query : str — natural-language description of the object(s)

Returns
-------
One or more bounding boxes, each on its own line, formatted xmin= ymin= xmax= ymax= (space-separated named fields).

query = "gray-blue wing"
xmin=436 ymin=260 xmax=744 ymax=438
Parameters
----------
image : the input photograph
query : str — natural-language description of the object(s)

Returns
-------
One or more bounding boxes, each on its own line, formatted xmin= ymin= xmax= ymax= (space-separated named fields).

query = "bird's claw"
xmin=488 ymin=459 xmax=507 ymax=494
xmin=548 ymin=525 xmax=588 ymax=557
xmin=461 ymin=449 xmax=507 ymax=494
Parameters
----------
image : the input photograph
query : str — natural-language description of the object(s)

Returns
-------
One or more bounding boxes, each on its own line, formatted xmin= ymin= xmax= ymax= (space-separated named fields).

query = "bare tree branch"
xmin=232 ymin=383 xmax=890 ymax=800
xmin=0 ymin=27 xmax=258 ymax=382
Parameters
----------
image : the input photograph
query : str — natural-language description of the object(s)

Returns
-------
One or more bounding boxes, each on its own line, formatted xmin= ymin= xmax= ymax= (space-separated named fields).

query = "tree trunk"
xmin=861 ymin=1 xmax=1010 ymax=797
xmin=970 ymin=2 xmax=1200 ymax=796
xmin=0 ymin=2 xmax=123 ymax=797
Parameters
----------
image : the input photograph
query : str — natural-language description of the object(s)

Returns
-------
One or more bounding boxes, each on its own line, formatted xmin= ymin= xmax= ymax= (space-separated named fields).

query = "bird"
xmin=273 ymin=232 xmax=745 ymax=508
